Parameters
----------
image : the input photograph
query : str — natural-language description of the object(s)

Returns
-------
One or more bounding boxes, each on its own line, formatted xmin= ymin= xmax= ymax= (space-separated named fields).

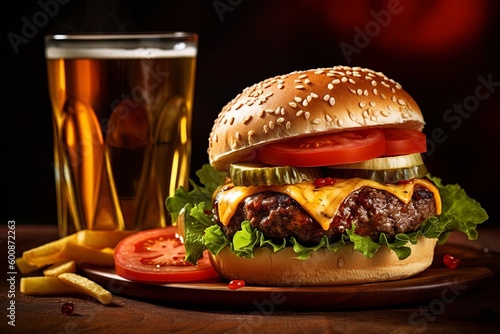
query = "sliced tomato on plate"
xmin=114 ymin=227 xmax=219 ymax=283
xmin=256 ymin=129 xmax=385 ymax=166
xmin=384 ymin=129 xmax=426 ymax=156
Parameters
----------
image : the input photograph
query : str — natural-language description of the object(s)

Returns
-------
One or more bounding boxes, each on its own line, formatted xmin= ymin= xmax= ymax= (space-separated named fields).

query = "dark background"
xmin=3 ymin=0 xmax=499 ymax=228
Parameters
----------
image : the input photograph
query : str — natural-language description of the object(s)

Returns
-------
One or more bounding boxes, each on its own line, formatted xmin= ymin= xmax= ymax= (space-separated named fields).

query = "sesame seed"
xmin=310 ymin=92 xmax=318 ymax=98
xmin=269 ymin=121 xmax=275 ymax=129
xmin=296 ymin=110 xmax=304 ymax=117
xmin=304 ymin=79 xmax=311 ymax=85
xmin=266 ymin=109 xmax=274 ymax=113
xmin=362 ymin=110 xmax=369 ymax=118
xmin=398 ymin=99 xmax=406 ymax=106
xmin=314 ymin=70 xmax=324 ymax=74
xmin=243 ymin=115 xmax=252 ymax=124
xmin=373 ymin=88 xmax=378 ymax=96
xmin=304 ymin=112 xmax=310 ymax=120
xmin=302 ymin=100 xmax=308 ymax=107
xmin=229 ymin=116 xmax=235 ymax=125
xmin=289 ymin=102 xmax=298 ymax=108
xmin=381 ymin=110 xmax=390 ymax=117
xmin=306 ymin=95 xmax=313 ymax=102
xmin=392 ymin=96 xmax=397 ymax=102
xmin=264 ymin=92 xmax=274 ymax=98
xmin=294 ymin=96 xmax=302 ymax=102
xmin=295 ymin=85 xmax=305 ymax=89
xmin=359 ymin=101 xmax=366 ymax=108
xmin=298 ymin=74 xmax=308 ymax=79
xmin=395 ymin=83 xmax=402 ymax=90
xmin=329 ymin=97 xmax=336 ymax=106
xmin=363 ymin=89 xmax=368 ymax=96
xmin=332 ymin=79 xmax=340 ymax=84
xmin=312 ymin=118 xmax=321 ymax=125
xmin=369 ymin=101 xmax=376 ymax=107
xmin=235 ymin=102 xmax=244 ymax=110
xmin=326 ymin=114 xmax=333 ymax=122
xmin=349 ymin=88 xmax=357 ymax=95
xmin=381 ymin=81 xmax=390 ymax=88
xmin=235 ymin=132 xmax=240 ymax=139
xmin=248 ymin=130 xmax=255 ymax=141
xmin=278 ymin=84 xmax=284 ymax=89
xmin=263 ymin=125 xmax=268 ymax=133
xmin=294 ymin=79 xmax=302 ymax=83
xmin=327 ymin=83 xmax=334 ymax=90
xmin=371 ymin=80 xmax=377 ymax=86
xmin=357 ymin=89 xmax=363 ymax=95
xmin=323 ymin=94 xmax=330 ymax=101
xmin=337 ymin=118 xmax=344 ymax=127
xmin=348 ymin=78 xmax=356 ymax=84
xmin=275 ymin=107 xmax=281 ymax=115
xmin=280 ymin=107 xmax=285 ymax=115
xmin=286 ymin=121 xmax=291 ymax=129
xmin=341 ymin=77 xmax=348 ymax=83
xmin=258 ymin=110 xmax=265 ymax=117
xmin=277 ymin=117 xmax=285 ymax=123
xmin=380 ymin=93 xmax=387 ymax=99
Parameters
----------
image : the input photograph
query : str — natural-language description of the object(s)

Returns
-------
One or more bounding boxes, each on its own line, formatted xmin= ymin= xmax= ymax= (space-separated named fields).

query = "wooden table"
xmin=2 ymin=224 xmax=499 ymax=333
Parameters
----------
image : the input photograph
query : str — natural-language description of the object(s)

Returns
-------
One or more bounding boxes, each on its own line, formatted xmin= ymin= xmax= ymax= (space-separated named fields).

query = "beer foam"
xmin=46 ymin=46 xmax=197 ymax=59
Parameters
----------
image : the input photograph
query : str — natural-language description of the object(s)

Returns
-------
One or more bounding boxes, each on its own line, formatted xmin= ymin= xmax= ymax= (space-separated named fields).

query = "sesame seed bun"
xmin=208 ymin=66 xmax=424 ymax=171
xmin=209 ymin=237 xmax=437 ymax=286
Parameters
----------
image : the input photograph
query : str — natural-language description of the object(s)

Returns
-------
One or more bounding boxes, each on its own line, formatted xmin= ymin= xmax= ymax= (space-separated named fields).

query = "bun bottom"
xmin=209 ymin=237 xmax=437 ymax=286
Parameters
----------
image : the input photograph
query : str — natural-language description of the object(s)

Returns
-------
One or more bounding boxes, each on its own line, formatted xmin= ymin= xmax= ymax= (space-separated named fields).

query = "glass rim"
xmin=45 ymin=32 xmax=197 ymax=42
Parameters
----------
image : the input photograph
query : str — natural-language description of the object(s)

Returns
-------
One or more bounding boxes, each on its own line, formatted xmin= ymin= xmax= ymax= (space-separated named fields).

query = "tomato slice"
xmin=256 ymin=129 xmax=385 ymax=166
xmin=114 ymin=227 xmax=219 ymax=283
xmin=384 ymin=130 xmax=426 ymax=156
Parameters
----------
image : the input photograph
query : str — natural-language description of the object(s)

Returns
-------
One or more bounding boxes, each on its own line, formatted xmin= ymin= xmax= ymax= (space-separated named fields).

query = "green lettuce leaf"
xmin=166 ymin=165 xmax=489 ymax=264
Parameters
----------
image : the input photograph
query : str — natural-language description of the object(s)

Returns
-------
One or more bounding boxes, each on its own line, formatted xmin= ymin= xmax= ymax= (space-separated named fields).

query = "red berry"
xmin=228 ymin=279 xmax=245 ymax=290
xmin=443 ymin=254 xmax=461 ymax=269
xmin=61 ymin=302 xmax=74 ymax=316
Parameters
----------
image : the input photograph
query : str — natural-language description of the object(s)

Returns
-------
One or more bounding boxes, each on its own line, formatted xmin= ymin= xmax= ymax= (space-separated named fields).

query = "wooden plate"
xmin=81 ymin=243 xmax=498 ymax=310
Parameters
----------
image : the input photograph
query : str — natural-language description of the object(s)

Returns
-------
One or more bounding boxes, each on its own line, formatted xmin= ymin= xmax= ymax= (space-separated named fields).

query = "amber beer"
xmin=45 ymin=34 xmax=197 ymax=236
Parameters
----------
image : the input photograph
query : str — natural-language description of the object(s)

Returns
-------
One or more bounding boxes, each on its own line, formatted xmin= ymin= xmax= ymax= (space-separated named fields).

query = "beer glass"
xmin=45 ymin=33 xmax=198 ymax=236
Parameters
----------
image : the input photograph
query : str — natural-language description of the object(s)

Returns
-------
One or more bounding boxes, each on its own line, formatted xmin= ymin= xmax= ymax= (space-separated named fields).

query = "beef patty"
xmin=213 ymin=185 xmax=436 ymax=245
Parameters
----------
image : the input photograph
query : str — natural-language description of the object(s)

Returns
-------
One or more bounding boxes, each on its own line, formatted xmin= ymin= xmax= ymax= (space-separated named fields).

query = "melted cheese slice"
xmin=217 ymin=178 xmax=442 ymax=230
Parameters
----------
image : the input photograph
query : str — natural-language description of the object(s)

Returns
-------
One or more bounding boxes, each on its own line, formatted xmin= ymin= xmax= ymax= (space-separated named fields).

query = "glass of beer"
xmin=45 ymin=33 xmax=198 ymax=236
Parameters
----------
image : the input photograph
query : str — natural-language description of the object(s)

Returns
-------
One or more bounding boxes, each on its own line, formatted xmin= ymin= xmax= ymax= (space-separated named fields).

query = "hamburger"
xmin=167 ymin=66 xmax=488 ymax=286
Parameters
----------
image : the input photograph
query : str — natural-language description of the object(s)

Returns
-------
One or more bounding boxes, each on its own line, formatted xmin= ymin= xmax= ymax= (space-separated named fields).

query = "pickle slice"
xmin=327 ymin=154 xmax=424 ymax=170
xmin=324 ymin=165 xmax=428 ymax=184
xmin=325 ymin=154 xmax=428 ymax=183
xmin=230 ymin=162 xmax=322 ymax=187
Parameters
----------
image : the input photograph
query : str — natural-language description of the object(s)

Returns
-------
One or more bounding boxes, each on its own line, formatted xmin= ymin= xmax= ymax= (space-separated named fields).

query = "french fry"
xmin=59 ymin=240 xmax=115 ymax=266
xmin=43 ymin=260 xmax=77 ymax=277
xmin=58 ymin=273 xmax=113 ymax=304
xmin=22 ymin=234 xmax=76 ymax=267
xmin=20 ymin=277 xmax=80 ymax=296
xmin=16 ymin=257 xmax=41 ymax=274
xmin=76 ymin=229 xmax=134 ymax=249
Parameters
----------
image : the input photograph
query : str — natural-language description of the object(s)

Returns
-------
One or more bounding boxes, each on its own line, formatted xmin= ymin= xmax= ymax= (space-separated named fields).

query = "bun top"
xmin=208 ymin=66 xmax=424 ymax=171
